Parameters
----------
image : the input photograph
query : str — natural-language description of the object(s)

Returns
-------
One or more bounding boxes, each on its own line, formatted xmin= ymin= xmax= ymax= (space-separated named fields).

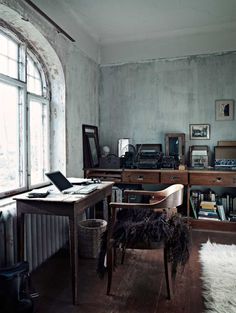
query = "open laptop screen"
xmin=45 ymin=171 xmax=73 ymax=192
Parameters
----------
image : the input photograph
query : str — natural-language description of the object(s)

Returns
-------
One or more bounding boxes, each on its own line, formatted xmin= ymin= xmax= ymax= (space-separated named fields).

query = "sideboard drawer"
xmin=161 ymin=171 xmax=188 ymax=184
xmin=189 ymin=173 xmax=236 ymax=187
xmin=122 ymin=170 xmax=160 ymax=184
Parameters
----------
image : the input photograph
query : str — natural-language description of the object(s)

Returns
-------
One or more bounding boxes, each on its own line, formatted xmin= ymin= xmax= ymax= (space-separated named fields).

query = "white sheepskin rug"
xmin=199 ymin=241 xmax=236 ymax=313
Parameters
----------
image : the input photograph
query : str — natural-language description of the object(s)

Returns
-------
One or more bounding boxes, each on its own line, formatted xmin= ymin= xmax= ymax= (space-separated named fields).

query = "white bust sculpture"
xmin=101 ymin=145 xmax=110 ymax=157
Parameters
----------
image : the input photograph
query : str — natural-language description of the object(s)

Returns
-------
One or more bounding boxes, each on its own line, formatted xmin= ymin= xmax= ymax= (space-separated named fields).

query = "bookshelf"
xmin=190 ymin=190 xmax=236 ymax=221
xmin=188 ymin=170 xmax=236 ymax=230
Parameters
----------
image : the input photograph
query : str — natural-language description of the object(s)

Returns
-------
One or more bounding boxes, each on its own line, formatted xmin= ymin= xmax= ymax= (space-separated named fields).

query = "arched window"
xmin=0 ymin=28 xmax=50 ymax=197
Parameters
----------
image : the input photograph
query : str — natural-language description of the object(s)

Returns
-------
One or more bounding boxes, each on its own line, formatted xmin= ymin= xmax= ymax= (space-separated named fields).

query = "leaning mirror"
xmin=82 ymin=125 xmax=100 ymax=168
xmin=87 ymin=133 xmax=99 ymax=167
xmin=165 ymin=133 xmax=185 ymax=164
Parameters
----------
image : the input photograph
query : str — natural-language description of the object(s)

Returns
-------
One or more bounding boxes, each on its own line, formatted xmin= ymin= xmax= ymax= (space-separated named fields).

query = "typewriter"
xmin=136 ymin=144 xmax=162 ymax=169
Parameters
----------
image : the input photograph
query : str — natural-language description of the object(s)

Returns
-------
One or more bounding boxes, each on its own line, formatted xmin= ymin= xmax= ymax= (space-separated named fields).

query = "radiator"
xmin=0 ymin=203 xmax=69 ymax=271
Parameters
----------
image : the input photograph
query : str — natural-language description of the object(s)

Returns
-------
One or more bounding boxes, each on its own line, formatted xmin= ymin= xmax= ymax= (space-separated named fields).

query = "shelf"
xmin=190 ymin=218 xmax=236 ymax=232
xmin=85 ymin=168 xmax=123 ymax=183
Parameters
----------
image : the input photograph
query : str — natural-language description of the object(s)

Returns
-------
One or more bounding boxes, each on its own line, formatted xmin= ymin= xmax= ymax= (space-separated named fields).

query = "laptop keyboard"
xmin=64 ymin=184 xmax=98 ymax=194
xmin=76 ymin=184 xmax=98 ymax=194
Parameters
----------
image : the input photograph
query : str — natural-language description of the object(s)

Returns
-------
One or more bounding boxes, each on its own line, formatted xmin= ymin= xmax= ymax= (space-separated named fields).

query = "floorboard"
xmin=31 ymin=229 xmax=236 ymax=313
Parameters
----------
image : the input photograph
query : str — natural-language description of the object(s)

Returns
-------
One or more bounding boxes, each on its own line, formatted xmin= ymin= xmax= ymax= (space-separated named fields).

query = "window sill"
xmin=0 ymin=196 xmax=15 ymax=208
xmin=0 ymin=183 xmax=50 ymax=209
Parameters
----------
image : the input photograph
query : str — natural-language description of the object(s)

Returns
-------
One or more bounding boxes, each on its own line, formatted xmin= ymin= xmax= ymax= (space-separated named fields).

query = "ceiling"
xmin=32 ymin=0 xmax=236 ymax=44
xmin=29 ymin=0 xmax=236 ymax=63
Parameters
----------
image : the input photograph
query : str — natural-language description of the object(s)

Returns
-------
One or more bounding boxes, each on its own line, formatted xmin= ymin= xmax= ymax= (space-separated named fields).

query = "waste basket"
xmin=78 ymin=219 xmax=107 ymax=258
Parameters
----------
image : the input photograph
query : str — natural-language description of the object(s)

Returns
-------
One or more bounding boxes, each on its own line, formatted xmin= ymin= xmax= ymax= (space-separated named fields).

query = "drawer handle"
xmin=215 ymin=177 xmax=222 ymax=183
xmin=137 ymin=176 xmax=144 ymax=180
xmin=171 ymin=176 xmax=179 ymax=180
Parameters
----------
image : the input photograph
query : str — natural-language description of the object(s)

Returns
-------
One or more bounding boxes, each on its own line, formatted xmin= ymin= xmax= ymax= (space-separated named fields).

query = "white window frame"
xmin=0 ymin=28 xmax=50 ymax=198
xmin=27 ymin=93 xmax=50 ymax=189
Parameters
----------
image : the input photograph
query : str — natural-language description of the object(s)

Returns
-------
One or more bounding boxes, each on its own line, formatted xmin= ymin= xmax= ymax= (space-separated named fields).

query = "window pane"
xmin=29 ymin=99 xmax=48 ymax=185
xmin=0 ymin=32 xmax=18 ymax=78
xmin=8 ymin=39 xmax=18 ymax=60
xmin=27 ymin=57 xmax=34 ymax=76
xmin=0 ymin=82 xmax=21 ymax=191
xmin=34 ymin=79 xmax=42 ymax=94
xmin=8 ymin=59 xmax=18 ymax=78
xmin=28 ymin=76 xmax=34 ymax=93
xmin=0 ymin=33 xmax=7 ymax=55
xmin=27 ymin=56 xmax=42 ymax=95
xmin=0 ymin=55 xmax=8 ymax=76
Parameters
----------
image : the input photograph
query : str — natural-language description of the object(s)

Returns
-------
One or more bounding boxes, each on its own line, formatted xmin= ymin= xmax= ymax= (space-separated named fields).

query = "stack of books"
xmin=190 ymin=189 xmax=236 ymax=221
xmin=198 ymin=201 xmax=220 ymax=221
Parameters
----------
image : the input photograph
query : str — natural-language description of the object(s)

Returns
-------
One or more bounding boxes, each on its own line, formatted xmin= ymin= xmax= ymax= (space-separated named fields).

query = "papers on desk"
xmin=44 ymin=186 xmax=87 ymax=201
xmin=46 ymin=193 xmax=86 ymax=202
xmin=67 ymin=177 xmax=92 ymax=184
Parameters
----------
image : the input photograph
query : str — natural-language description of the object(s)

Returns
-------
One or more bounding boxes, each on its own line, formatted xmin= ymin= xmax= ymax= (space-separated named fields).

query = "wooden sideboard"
xmin=85 ymin=168 xmax=236 ymax=231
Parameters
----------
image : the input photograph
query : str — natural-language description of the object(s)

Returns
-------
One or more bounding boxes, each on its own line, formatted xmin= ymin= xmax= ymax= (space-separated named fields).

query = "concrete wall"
xmin=1 ymin=0 xmax=99 ymax=177
xmin=99 ymin=52 xmax=236 ymax=165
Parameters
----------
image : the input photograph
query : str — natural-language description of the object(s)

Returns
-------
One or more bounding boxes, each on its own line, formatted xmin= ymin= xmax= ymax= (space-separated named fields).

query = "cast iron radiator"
xmin=0 ymin=204 xmax=69 ymax=271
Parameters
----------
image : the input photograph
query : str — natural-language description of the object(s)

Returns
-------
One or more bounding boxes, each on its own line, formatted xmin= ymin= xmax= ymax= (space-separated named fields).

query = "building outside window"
xmin=0 ymin=28 xmax=50 ymax=198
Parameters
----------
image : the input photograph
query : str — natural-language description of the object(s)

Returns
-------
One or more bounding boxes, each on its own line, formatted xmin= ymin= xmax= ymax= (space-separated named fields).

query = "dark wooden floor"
xmin=31 ymin=229 xmax=236 ymax=313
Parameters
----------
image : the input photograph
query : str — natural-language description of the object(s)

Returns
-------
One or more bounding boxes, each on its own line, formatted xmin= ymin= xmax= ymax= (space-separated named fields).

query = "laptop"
xmin=45 ymin=171 xmax=98 ymax=194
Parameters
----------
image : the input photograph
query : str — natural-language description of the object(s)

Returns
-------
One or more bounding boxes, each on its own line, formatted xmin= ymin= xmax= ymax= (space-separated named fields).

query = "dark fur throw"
xmin=97 ymin=209 xmax=190 ymax=278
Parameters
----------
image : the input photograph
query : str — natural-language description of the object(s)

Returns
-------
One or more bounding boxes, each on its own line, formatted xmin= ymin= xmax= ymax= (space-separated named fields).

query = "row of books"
xmin=190 ymin=190 xmax=236 ymax=222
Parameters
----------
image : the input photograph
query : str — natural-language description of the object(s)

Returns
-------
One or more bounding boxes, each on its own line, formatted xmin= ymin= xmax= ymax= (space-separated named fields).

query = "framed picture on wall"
xmin=189 ymin=124 xmax=210 ymax=140
xmin=215 ymin=99 xmax=234 ymax=121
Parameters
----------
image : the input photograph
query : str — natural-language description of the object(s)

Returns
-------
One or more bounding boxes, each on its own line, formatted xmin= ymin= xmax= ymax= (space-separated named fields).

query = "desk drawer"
xmin=122 ymin=170 xmax=160 ymax=184
xmin=161 ymin=172 xmax=188 ymax=184
xmin=189 ymin=173 xmax=236 ymax=187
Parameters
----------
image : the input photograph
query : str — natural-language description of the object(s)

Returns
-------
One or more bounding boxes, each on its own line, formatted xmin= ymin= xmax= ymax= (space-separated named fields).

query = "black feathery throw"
xmin=97 ymin=208 xmax=190 ymax=279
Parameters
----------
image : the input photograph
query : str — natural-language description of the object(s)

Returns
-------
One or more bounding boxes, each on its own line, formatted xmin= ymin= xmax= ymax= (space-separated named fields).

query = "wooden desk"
xmin=14 ymin=181 xmax=114 ymax=305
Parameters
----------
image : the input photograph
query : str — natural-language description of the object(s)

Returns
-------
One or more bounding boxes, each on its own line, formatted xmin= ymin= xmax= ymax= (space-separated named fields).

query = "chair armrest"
xmin=124 ymin=189 xmax=166 ymax=199
xmin=124 ymin=189 xmax=158 ymax=197
xmin=124 ymin=189 xmax=166 ymax=202
xmin=109 ymin=201 xmax=164 ymax=210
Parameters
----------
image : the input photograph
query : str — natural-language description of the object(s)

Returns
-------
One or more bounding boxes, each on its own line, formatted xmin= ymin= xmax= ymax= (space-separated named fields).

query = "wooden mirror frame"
xmin=82 ymin=124 xmax=100 ymax=168
xmin=165 ymin=133 xmax=185 ymax=164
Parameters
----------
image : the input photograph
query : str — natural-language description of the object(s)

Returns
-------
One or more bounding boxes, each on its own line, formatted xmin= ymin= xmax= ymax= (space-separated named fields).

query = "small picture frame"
xmin=189 ymin=124 xmax=210 ymax=140
xmin=215 ymin=99 xmax=234 ymax=121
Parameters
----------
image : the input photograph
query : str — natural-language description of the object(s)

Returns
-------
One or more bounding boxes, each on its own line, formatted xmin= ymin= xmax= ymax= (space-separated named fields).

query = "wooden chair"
xmin=106 ymin=184 xmax=188 ymax=299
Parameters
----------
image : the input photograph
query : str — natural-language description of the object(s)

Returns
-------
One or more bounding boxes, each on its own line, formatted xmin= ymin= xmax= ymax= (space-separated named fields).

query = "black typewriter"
xmin=136 ymin=144 xmax=162 ymax=169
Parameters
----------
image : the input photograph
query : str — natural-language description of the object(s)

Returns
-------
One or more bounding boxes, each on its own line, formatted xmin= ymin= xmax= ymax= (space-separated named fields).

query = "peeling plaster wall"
xmin=99 ymin=53 xmax=236 ymax=164
xmin=2 ymin=1 xmax=236 ymax=172
xmin=66 ymin=49 xmax=99 ymax=174
xmin=0 ymin=0 xmax=99 ymax=176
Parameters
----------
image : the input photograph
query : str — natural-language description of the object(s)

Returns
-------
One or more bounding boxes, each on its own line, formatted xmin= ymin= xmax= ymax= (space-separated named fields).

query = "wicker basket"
xmin=78 ymin=219 xmax=107 ymax=258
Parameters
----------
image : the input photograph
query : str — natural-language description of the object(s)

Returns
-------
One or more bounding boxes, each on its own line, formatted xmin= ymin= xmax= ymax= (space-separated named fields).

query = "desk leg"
xmin=187 ymin=185 xmax=190 ymax=222
xmin=107 ymin=194 xmax=112 ymax=220
xmin=69 ymin=216 xmax=78 ymax=305
xmin=17 ymin=206 xmax=25 ymax=261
